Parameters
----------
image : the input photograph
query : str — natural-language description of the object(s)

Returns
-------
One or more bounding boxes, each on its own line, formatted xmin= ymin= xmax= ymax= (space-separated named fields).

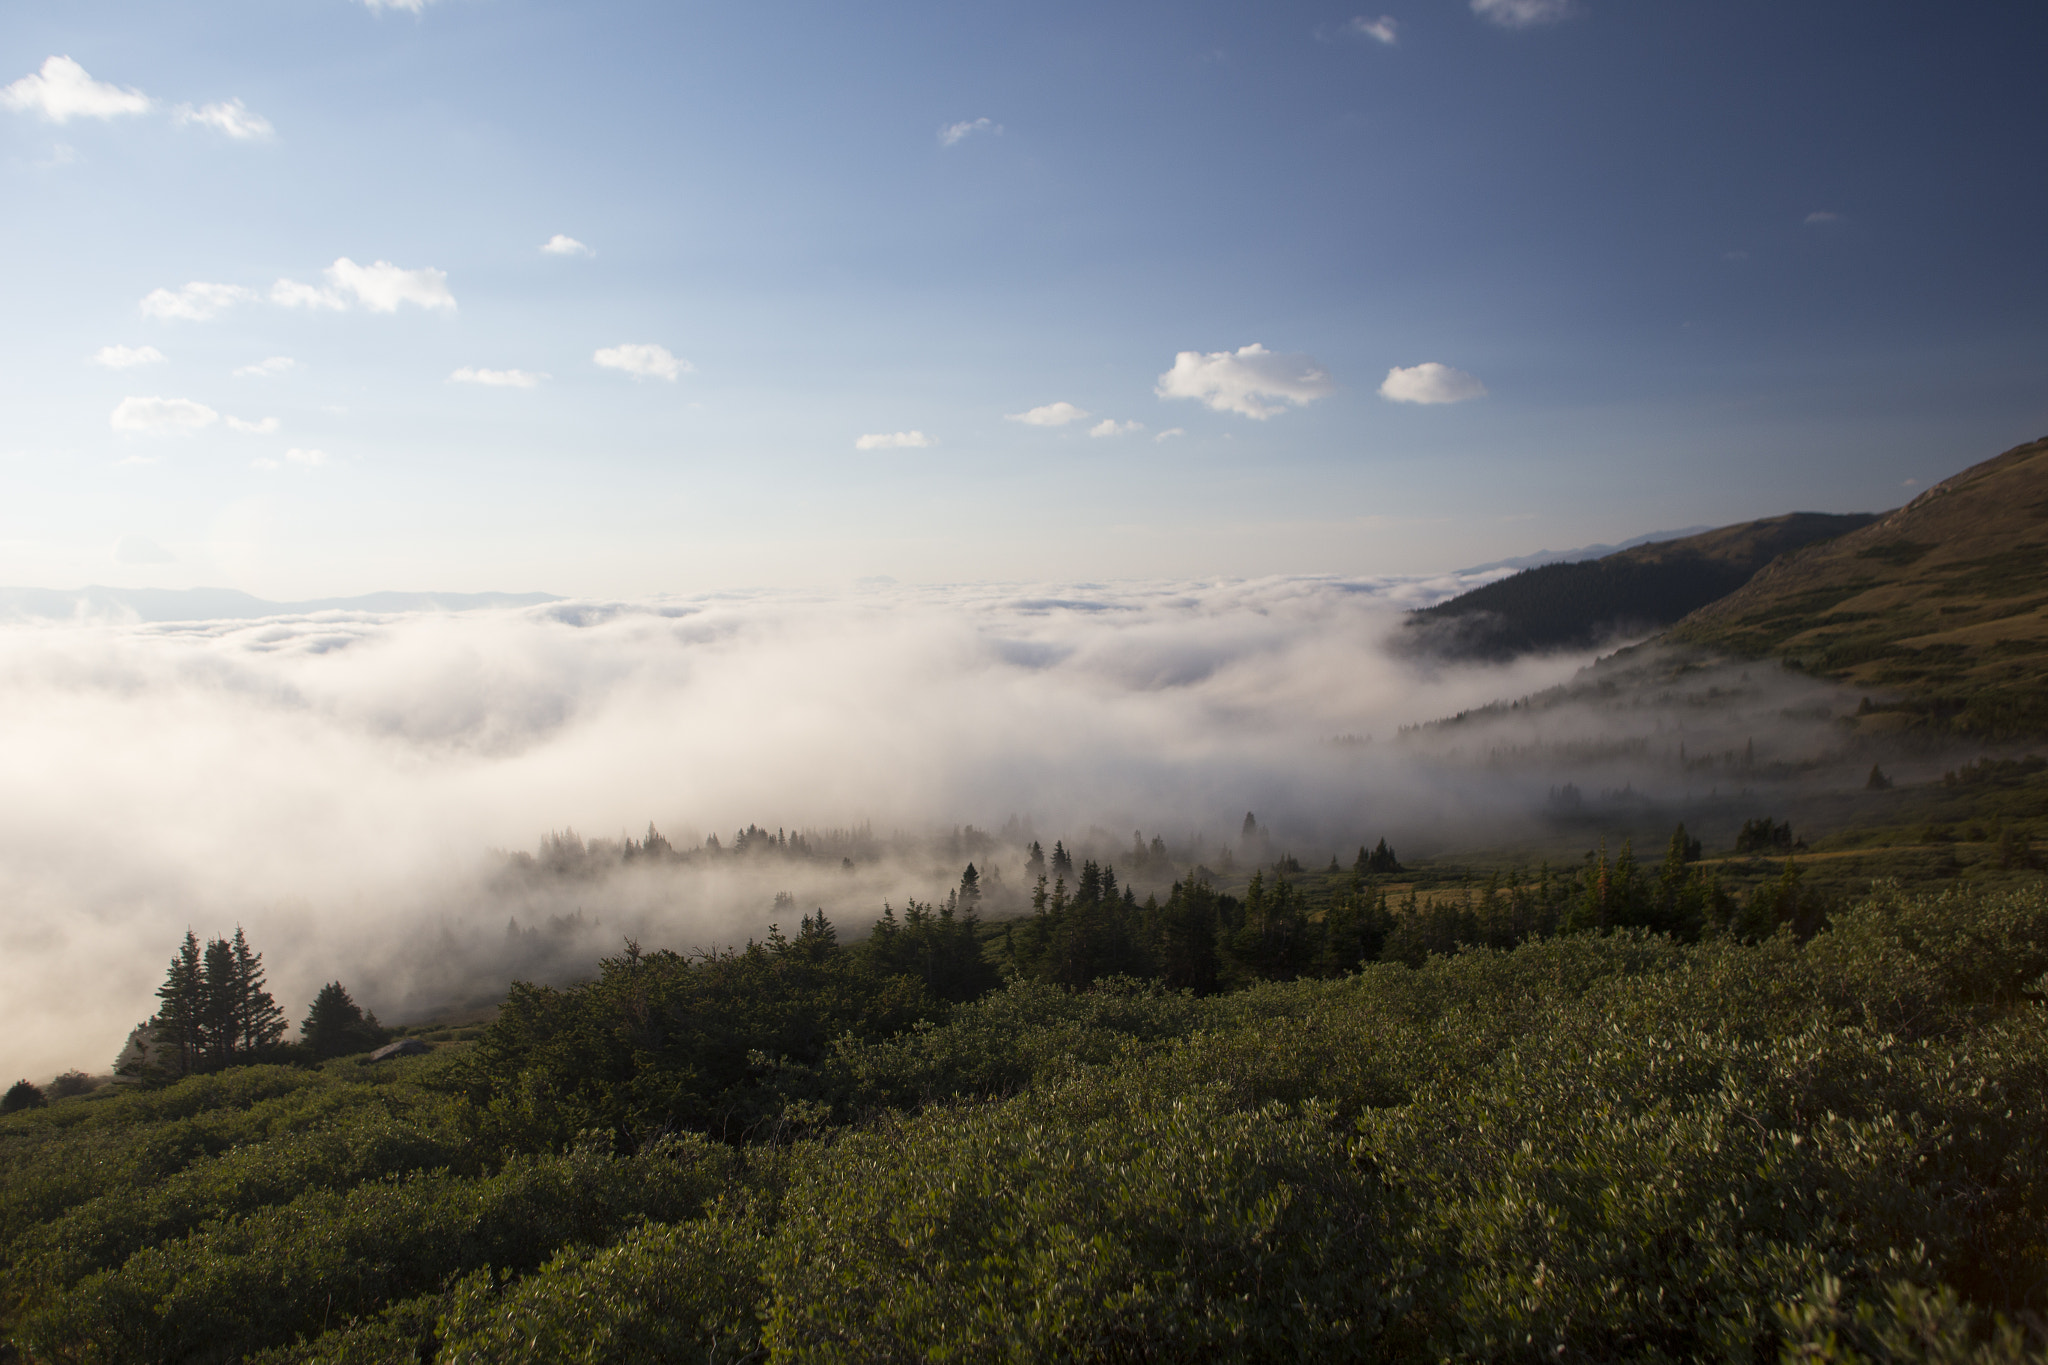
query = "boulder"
xmin=364 ymin=1038 xmax=430 ymax=1063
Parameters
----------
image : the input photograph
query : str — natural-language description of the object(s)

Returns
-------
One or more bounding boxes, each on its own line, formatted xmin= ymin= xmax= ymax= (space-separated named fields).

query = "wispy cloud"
xmin=1347 ymin=15 xmax=1400 ymax=43
xmin=140 ymin=282 xmax=256 ymax=322
xmin=270 ymin=259 xmax=454 ymax=312
xmin=1006 ymin=401 xmax=1089 ymax=427
xmin=593 ymin=344 xmax=688 ymax=382
xmin=226 ymin=415 xmax=280 ymax=434
xmin=451 ymin=367 xmax=548 ymax=388
xmin=253 ymin=448 xmax=328 ymax=471
xmin=939 ymin=117 xmax=1001 ymax=147
xmin=855 ymin=431 xmax=935 ymax=450
xmin=234 ymin=356 xmax=295 ymax=378
xmin=361 ymin=0 xmax=433 ymax=12
xmin=1803 ymin=210 xmax=1841 ymax=226
xmin=1471 ymin=0 xmax=1575 ymax=27
xmin=1378 ymin=361 xmax=1486 ymax=405
xmin=173 ymin=99 xmax=273 ymax=140
xmin=1156 ymin=343 xmax=1334 ymax=419
xmin=541 ymin=234 xmax=593 ymax=257
xmin=1 ymin=57 xmax=152 ymax=123
xmin=93 ymin=344 xmax=166 ymax=370
xmin=1154 ymin=427 xmax=1186 ymax=442
xmin=110 ymin=396 xmax=218 ymax=435
xmin=1089 ymin=419 xmax=1144 ymax=438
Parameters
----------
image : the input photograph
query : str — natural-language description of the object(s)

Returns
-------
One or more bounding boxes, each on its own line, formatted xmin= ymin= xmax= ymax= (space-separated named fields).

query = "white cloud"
xmin=1471 ymin=0 xmax=1575 ymax=27
xmin=362 ymin=0 xmax=433 ymax=11
xmin=93 ymin=344 xmax=166 ymax=370
xmin=593 ymin=343 xmax=689 ymax=382
xmin=114 ymin=535 xmax=175 ymax=564
xmin=939 ymin=117 xmax=1001 ymax=147
xmin=110 ymin=396 xmax=218 ymax=435
xmin=1 ymin=57 xmax=152 ymax=123
xmin=1803 ymin=210 xmax=1841 ymax=226
xmin=855 ymin=431 xmax=935 ymax=450
xmin=451 ymin=367 xmax=547 ymax=389
xmin=541 ymin=234 xmax=593 ymax=257
xmin=234 ymin=356 xmax=295 ymax=378
xmin=173 ymin=99 xmax=273 ymax=140
xmin=140 ymin=282 xmax=256 ymax=322
xmin=1155 ymin=343 xmax=1334 ymax=419
xmin=1089 ymin=419 xmax=1144 ymax=438
xmin=254 ymin=448 xmax=326 ymax=471
xmin=1348 ymin=15 xmax=1400 ymax=43
xmin=226 ymin=415 xmax=280 ymax=434
xmin=1154 ymin=427 xmax=1186 ymax=442
xmin=269 ymin=278 xmax=346 ymax=310
xmin=270 ymin=259 xmax=454 ymax=312
xmin=1377 ymin=361 xmax=1487 ymax=405
xmin=1006 ymin=401 xmax=1089 ymax=427
xmin=326 ymin=258 xmax=455 ymax=312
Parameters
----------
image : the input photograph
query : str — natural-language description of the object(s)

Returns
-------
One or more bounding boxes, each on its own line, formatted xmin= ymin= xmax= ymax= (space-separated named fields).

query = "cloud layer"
xmin=1156 ymin=343 xmax=1334 ymax=419
xmin=1471 ymin=0 xmax=1575 ymax=27
xmin=0 ymin=578 xmax=1593 ymax=1078
xmin=1378 ymin=361 xmax=1487 ymax=405
xmin=93 ymin=345 xmax=165 ymax=370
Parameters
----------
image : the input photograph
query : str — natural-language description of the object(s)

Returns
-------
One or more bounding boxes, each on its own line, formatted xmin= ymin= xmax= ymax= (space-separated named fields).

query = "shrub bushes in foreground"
xmin=2 ymin=881 xmax=2045 ymax=1362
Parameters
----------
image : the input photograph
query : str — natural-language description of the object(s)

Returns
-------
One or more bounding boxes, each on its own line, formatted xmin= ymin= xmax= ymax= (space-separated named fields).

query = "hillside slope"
xmin=1405 ymin=511 xmax=1876 ymax=659
xmin=1668 ymin=435 xmax=2048 ymax=735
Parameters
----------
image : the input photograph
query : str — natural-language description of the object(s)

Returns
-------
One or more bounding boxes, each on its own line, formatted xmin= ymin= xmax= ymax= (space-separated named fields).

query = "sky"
xmin=3 ymin=0 xmax=2045 ymax=597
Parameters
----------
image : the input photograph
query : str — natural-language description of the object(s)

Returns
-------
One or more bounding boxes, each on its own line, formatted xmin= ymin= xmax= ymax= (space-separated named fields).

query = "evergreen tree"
xmin=1050 ymin=841 xmax=1073 ymax=879
xmin=1024 ymin=840 xmax=1046 ymax=879
xmin=154 ymin=931 xmax=205 ymax=1077
xmin=227 ymin=926 xmax=288 ymax=1055
xmin=956 ymin=863 xmax=982 ymax=914
xmin=1 ymin=1080 xmax=45 ymax=1114
xmin=301 ymin=982 xmax=388 ymax=1059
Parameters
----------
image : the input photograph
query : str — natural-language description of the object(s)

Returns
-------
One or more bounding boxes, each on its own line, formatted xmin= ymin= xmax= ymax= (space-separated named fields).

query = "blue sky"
xmin=2 ymin=0 xmax=2043 ymax=596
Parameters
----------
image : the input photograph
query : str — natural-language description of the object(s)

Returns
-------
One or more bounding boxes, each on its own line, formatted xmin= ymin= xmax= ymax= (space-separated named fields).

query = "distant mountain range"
xmin=1406 ymin=512 xmax=1878 ymax=660
xmin=0 ymin=587 xmax=560 ymax=624
xmin=1457 ymin=527 xmax=1714 ymax=574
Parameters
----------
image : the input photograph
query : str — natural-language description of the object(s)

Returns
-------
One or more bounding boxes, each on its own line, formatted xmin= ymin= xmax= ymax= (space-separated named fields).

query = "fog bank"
xmin=0 ymin=575 xmax=1599 ymax=1078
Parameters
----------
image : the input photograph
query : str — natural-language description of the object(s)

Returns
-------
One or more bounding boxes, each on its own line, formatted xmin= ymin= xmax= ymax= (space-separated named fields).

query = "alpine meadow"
xmin=3 ymin=2 xmax=2047 ymax=1362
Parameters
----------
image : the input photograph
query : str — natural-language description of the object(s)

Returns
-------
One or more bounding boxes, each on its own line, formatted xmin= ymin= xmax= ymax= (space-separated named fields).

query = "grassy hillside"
xmin=1668 ymin=436 xmax=2048 ymax=736
xmin=1406 ymin=511 xmax=1875 ymax=659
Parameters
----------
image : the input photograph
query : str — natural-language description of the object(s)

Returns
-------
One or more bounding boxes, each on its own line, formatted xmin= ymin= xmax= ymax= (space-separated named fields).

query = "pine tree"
xmin=1050 ymin=841 xmax=1073 ymax=879
xmin=154 ymin=931 xmax=205 ymax=1077
xmin=957 ymin=863 xmax=982 ymax=914
xmin=227 ymin=927 xmax=287 ymax=1055
xmin=301 ymin=982 xmax=386 ymax=1059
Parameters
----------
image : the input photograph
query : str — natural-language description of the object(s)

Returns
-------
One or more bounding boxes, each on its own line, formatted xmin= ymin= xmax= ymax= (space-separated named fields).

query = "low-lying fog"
xmin=0 ymin=575 xmax=1860 ymax=1079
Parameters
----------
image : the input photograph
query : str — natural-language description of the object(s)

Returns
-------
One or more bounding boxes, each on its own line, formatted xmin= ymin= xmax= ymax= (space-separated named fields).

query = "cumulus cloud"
xmin=451 ymin=367 xmax=547 ymax=388
xmin=234 ymin=356 xmax=295 ymax=378
xmin=173 ymin=99 xmax=273 ymax=140
xmin=1155 ymin=343 xmax=1334 ymax=419
xmin=226 ymin=416 xmax=280 ymax=434
xmin=1155 ymin=427 xmax=1186 ymax=442
xmin=939 ymin=117 xmax=1000 ymax=147
xmin=1090 ymin=419 xmax=1144 ymax=438
xmin=1803 ymin=210 xmax=1841 ymax=226
xmin=1471 ymin=0 xmax=1575 ymax=26
xmin=593 ymin=344 xmax=688 ymax=382
xmin=270 ymin=259 xmax=454 ymax=313
xmin=1006 ymin=401 xmax=1089 ymax=427
xmin=110 ymin=396 xmax=218 ymax=436
xmin=855 ymin=431 xmax=934 ymax=450
xmin=1378 ymin=362 xmax=1487 ymax=405
xmin=1348 ymin=15 xmax=1400 ymax=43
xmin=1 ymin=56 xmax=152 ymax=123
xmin=93 ymin=344 xmax=166 ymax=370
xmin=541 ymin=234 xmax=593 ymax=256
xmin=140 ymin=282 xmax=256 ymax=322
xmin=114 ymin=535 xmax=175 ymax=564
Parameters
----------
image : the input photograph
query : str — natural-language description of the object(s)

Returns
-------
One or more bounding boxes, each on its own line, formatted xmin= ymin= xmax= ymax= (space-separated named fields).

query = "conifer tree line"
xmin=119 ymin=929 xmax=388 ymax=1082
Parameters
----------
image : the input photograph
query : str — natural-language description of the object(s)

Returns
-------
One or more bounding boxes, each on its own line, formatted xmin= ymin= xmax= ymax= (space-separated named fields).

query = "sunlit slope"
xmin=1668 ymin=435 xmax=2048 ymax=735
xmin=1406 ymin=511 xmax=1875 ymax=658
